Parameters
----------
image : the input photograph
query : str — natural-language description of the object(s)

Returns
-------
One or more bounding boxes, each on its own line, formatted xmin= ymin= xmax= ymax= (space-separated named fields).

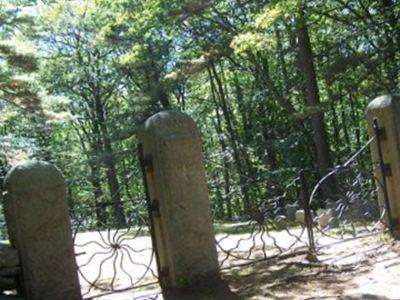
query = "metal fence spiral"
xmin=69 ymin=197 xmax=159 ymax=299
xmin=207 ymin=132 xmax=388 ymax=269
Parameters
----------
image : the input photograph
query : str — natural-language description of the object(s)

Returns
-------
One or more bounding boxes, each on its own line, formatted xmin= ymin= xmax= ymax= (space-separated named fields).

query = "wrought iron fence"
xmin=309 ymin=135 xmax=387 ymax=246
xmin=206 ymin=131 xmax=388 ymax=269
xmin=0 ymin=127 xmax=388 ymax=299
xmin=69 ymin=198 xmax=159 ymax=299
xmin=206 ymin=157 xmax=311 ymax=268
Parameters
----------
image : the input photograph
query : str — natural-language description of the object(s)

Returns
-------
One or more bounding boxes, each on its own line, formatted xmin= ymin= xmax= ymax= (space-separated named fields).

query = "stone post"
xmin=367 ymin=95 xmax=400 ymax=238
xmin=3 ymin=160 xmax=82 ymax=299
xmin=139 ymin=110 xmax=220 ymax=292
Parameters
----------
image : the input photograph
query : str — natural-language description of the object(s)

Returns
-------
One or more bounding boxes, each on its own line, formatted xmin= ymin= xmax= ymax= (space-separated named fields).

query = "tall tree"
xmin=38 ymin=2 xmax=128 ymax=227
xmin=296 ymin=5 xmax=333 ymax=182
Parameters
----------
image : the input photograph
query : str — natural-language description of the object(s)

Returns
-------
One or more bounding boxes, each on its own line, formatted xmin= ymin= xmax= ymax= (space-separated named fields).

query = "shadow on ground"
xmin=163 ymin=281 xmax=243 ymax=300
xmin=222 ymin=248 xmax=397 ymax=300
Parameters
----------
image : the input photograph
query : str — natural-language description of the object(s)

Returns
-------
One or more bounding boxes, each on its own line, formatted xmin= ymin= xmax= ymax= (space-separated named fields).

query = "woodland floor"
xmin=86 ymin=231 xmax=400 ymax=300
xmin=224 ymin=233 xmax=400 ymax=300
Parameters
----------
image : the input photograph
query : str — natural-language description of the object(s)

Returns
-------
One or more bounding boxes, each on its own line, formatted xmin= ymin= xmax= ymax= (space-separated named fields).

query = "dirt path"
xmin=77 ymin=231 xmax=400 ymax=300
xmin=225 ymin=234 xmax=400 ymax=300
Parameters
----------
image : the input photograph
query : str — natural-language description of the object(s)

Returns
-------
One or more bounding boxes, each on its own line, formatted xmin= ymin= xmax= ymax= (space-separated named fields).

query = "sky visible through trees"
xmin=0 ymin=0 xmax=399 ymax=225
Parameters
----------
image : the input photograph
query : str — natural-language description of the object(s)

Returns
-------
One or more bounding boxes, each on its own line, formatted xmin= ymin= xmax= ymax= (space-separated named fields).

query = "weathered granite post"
xmin=139 ymin=110 xmax=220 ymax=293
xmin=3 ymin=160 xmax=82 ymax=299
xmin=367 ymin=95 xmax=400 ymax=238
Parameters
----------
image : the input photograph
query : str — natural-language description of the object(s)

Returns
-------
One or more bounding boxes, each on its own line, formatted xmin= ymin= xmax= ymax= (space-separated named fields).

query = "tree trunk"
xmin=94 ymin=97 xmax=127 ymax=228
xmin=297 ymin=6 xmax=336 ymax=197
xmin=381 ymin=0 xmax=398 ymax=91
xmin=210 ymin=82 xmax=232 ymax=220
xmin=73 ymin=124 xmax=106 ymax=227
xmin=209 ymin=64 xmax=252 ymax=216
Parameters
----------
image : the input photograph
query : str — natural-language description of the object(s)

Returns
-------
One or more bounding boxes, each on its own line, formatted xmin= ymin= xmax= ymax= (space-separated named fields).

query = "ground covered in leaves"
xmin=89 ymin=232 xmax=400 ymax=299
xmin=224 ymin=233 xmax=400 ymax=300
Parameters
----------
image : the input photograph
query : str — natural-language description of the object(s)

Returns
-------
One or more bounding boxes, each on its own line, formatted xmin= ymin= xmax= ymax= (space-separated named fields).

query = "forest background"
xmin=0 ymin=0 xmax=398 ymax=228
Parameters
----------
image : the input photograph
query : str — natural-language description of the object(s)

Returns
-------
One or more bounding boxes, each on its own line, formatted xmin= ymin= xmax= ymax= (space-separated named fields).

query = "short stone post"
xmin=367 ymin=95 xmax=400 ymax=238
xmin=139 ymin=110 xmax=220 ymax=293
xmin=3 ymin=160 xmax=82 ymax=299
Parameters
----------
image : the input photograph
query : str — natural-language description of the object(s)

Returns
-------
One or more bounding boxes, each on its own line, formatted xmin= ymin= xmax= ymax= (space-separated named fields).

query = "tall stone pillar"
xmin=3 ymin=160 xmax=82 ymax=299
xmin=139 ymin=110 xmax=220 ymax=292
xmin=367 ymin=95 xmax=400 ymax=238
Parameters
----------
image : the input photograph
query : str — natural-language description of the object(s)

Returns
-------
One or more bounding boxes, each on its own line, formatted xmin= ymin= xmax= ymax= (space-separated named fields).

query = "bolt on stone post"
xmin=367 ymin=95 xmax=400 ymax=239
xmin=139 ymin=110 xmax=220 ymax=293
xmin=3 ymin=160 xmax=82 ymax=299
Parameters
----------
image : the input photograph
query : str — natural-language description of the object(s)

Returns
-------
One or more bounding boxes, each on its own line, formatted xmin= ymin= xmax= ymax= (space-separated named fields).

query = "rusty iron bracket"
xmin=392 ymin=218 xmax=399 ymax=227
xmin=159 ymin=266 xmax=170 ymax=283
xmin=382 ymin=163 xmax=392 ymax=177
xmin=376 ymin=126 xmax=387 ymax=140
xmin=150 ymin=198 xmax=160 ymax=217
xmin=373 ymin=117 xmax=386 ymax=139
xmin=143 ymin=155 xmax=154 ymax=173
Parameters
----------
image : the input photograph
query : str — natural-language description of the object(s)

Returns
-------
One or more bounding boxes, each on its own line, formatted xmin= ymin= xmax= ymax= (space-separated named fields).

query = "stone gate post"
xmin=367 ymin=95 xmax=400 ymax=238
xmin=139 ymin=110 xmax=220 ymax=293
xmin=3 ymin=160 xmax=82 ymax=299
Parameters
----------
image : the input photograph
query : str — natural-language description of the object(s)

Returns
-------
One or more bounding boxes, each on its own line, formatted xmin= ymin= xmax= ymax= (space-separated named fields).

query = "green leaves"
xmin=1 ymin=0 xmax=398 ymax=221
xmin=230 ymin=32 xmax=276 ymax=55
xmin=255 ymin=0 xmax=299 ymax=29
xmin=229 ymin=0 xmax=300 ymax=56
xmin=0 ymin=1 xmax=43 ymax=118
xmin=0 ymin=43 xmax=37 ymax=72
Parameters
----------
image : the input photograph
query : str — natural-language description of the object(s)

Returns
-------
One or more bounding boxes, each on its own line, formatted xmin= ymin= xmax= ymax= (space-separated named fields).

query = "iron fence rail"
xmin=67 ymin=127 xmax=388 ymax=298
xmin=69 ymin=198 xmax=159 ymax=299
xmin=208 ymin=132 xmax=387 ymax=269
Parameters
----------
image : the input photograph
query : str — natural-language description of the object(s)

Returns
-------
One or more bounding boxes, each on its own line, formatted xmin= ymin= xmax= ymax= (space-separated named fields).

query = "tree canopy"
xmin=1 ymin=0 xmax=399 ymax=224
